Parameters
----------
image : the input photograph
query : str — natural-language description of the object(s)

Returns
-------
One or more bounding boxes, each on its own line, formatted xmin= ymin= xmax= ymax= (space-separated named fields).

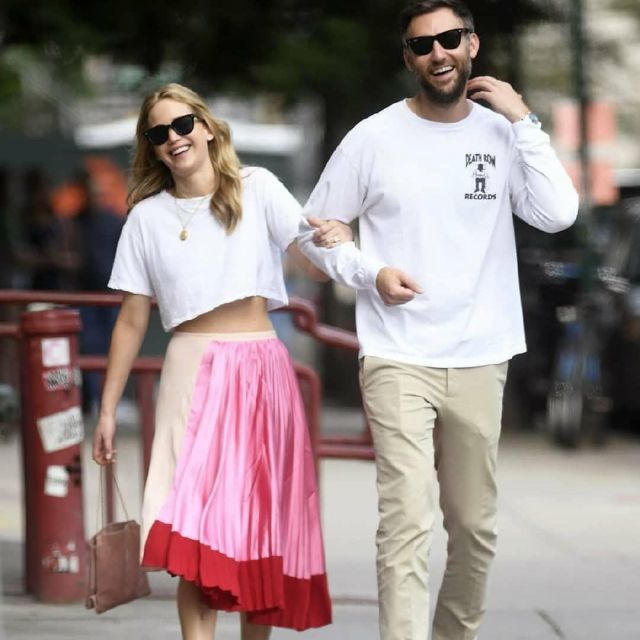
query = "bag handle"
xmin=95 ymin=465 xmax=130 ymax=531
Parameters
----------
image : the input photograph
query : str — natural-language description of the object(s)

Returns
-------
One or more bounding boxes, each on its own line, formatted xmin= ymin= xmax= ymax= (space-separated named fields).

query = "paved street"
xmin=1 ymin=411 xmax=639 ymax=639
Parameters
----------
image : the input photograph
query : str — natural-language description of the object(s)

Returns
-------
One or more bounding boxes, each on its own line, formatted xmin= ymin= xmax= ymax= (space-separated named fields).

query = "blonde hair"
xmin=128 ymin=83 xmax=243 ymax=233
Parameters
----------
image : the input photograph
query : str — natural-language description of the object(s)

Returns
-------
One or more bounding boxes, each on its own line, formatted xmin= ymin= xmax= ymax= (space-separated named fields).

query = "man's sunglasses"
xmin=405 ymin=28 xmax=471 ymax=56
xmin=144 ymin=113 xmax=199 ymax=146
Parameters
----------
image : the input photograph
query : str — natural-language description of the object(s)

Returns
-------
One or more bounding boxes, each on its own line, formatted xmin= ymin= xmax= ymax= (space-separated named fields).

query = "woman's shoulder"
xmin=128 ymin=191 xmax=170 ymax=223
xmin=239 ymin=166 xmax=299 ymax=220
xmin=241 ymin=165 xmax=275 ymax=184
xmin=241 ymin=166 xmax=289 ymax=198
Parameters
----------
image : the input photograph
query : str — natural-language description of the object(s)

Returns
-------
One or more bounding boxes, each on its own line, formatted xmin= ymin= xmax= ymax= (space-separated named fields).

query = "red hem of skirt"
xmin=141 ymin=521 xmax=332 ymax=630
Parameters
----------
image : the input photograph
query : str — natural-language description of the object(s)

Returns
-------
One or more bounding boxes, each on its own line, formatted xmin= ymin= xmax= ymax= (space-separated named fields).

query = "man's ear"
xmin=403 ymin=46 xmax=414 ymax=73
xmin=469 ymin=32 xmax=480 ymax=60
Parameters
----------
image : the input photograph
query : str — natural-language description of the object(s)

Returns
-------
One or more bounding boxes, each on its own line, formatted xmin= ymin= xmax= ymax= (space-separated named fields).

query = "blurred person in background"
xmin=91 ymin=83 xmax=350 ymax=639
xmin=73 ymin=170 xmax=124 ymax=414
xmin=15 ymin=168 xmax=77 ymax=291
xmin=299 ymin=1 xmax=579 ymax=639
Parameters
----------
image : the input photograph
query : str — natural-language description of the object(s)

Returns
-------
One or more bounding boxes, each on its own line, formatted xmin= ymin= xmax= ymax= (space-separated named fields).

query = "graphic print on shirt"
xmin=465 ymin=153 xmax=497 ymax=200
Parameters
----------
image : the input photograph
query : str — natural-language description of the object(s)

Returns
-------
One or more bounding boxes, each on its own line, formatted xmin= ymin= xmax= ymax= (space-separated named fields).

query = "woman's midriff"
xmin=174 ymin=296 xmax=273 ymax=334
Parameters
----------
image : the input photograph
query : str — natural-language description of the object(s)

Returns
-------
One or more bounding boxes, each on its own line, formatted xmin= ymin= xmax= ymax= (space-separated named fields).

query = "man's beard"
xmin=419 ymin=58 xmax=472 ymax=105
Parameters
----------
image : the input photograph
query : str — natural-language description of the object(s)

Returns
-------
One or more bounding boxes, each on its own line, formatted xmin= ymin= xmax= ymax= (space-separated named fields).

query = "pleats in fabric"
xmin=141 ymin=336 xmax=332 ymax=630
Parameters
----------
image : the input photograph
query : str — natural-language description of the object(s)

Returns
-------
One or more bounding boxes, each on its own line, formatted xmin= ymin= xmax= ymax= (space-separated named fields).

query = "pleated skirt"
xmin=140 ymin=330 xmax=332 ymax=630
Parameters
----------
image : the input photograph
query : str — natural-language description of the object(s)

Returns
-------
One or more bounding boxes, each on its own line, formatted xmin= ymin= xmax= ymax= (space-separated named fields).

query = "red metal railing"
xmin=0 ymin=289 xmax=373 ymax=462
xmin=1 ymin=289 xmax=375 ymax=596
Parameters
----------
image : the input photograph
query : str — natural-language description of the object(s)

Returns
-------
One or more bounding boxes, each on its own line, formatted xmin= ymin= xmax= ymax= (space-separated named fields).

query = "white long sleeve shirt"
xmin=299 ymin=100 xmax=579 ymax=367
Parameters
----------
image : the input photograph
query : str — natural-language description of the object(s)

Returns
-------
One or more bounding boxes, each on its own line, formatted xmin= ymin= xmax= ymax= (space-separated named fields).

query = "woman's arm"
xmin=92 ymin=293 xmax=151 ymax=464
xmin=286 ymin=219 xmax=353 ymax=282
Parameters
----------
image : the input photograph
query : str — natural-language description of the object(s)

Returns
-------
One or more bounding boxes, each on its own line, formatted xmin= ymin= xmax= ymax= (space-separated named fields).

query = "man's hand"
xmin=376 ymin=267 xmax=424 ymax=306
xmin=467 ymin=76 xmax=529 ymax=123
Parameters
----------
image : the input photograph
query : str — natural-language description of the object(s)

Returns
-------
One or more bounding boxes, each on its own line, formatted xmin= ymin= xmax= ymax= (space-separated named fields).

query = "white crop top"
xmin=108 ymin=167 xmax=304 ymax=331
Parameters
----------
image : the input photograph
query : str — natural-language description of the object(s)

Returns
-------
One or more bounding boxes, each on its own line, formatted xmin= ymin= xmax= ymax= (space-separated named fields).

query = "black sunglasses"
xmin=405 ymin=28 xmax=471 ymax=56
xmin=144 ymin=113 xmax=199 ymax=146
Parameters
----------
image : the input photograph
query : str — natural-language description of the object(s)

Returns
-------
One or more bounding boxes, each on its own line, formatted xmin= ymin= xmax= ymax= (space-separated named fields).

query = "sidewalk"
xmin=1 ymin=413 xmax=640 ymax=639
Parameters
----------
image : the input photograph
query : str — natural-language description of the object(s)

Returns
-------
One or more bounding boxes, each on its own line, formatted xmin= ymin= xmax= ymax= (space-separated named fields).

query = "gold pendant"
xmin=179 ymin=229 xmax=188 ymax=241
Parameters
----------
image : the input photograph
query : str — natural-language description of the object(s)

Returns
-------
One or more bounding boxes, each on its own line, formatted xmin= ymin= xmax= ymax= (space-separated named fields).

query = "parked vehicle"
xmin=512 ymin=195 xmax=640 ymax=447
xmin=549 ymin=198 xmax=640 ymax=446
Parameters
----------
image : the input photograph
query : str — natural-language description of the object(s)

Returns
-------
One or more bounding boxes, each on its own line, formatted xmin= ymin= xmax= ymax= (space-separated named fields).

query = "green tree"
xmin=251 ymin=0 xmax=563 ymax=158
xmin=611 ymin=0 xmax=640 ymax=19
xmin=1 ymin=0 xmax=562 ymax=150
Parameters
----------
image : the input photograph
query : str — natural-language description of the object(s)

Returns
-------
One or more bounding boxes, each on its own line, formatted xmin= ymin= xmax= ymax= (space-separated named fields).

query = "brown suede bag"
xmin=86 ymin=468 xmax=150 ymax=614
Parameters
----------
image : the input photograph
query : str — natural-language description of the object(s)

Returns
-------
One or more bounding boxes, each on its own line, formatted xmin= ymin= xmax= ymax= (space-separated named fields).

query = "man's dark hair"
xmin=399 ymin=1 xmax=475 ymax=36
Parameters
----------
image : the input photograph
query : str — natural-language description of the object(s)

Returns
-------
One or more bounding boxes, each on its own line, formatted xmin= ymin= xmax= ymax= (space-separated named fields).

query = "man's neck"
xmin=407 ymin=92 xmax=472 ymax=123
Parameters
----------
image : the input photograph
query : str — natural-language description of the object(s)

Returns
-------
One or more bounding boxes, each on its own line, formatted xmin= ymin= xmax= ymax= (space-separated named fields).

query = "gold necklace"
xmin=173 ymin=193 xmax=211 ymax=241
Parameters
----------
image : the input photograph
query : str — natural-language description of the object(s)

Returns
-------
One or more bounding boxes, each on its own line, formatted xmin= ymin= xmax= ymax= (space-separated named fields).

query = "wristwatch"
xmin=518 ymin=111 xmax=542 ymax=128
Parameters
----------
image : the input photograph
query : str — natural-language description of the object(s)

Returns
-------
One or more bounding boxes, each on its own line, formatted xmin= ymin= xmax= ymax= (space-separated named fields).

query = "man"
xmin=301 ymin=1 xmax=579 ymax=638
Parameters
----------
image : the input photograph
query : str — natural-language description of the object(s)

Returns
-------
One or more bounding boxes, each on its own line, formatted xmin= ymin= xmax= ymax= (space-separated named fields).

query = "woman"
xmin=92 ymin=83 xmax=349 ymax=639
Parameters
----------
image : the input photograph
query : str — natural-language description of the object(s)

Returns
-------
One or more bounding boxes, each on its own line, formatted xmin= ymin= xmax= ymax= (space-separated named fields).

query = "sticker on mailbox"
xmin=43 ymin=367 xmax=74 ymax=392
xmin=44 ymin=465 xmax=69 ymax=497
xmin=37 ymin=407 xmax=84 ymax=453
xmin=41 ymin=337 xmax=70 ymax=368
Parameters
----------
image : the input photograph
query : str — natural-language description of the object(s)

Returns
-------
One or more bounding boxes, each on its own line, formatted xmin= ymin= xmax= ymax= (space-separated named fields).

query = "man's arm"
xmin=286 ymin=219 xmax=353 ymax=282
xmin=298 ymin=140 xmax=423 ymax=304
xmin=295 ymin=142 xmax=384 ymax=291
xmin=296 ymin=217 xmax=384 ymax=290
xmin=298 ymin=218 xmax=423 ymax=305
xmin=468 ymin=76 xmax=579 ymax=232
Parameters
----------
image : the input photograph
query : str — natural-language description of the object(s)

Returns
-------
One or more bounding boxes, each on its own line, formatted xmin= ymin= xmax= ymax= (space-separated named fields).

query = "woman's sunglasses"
xmin=405 ymin=28 xmax=471 ymax=56
xmin=144 ymin=113 xmax=199 ymax=146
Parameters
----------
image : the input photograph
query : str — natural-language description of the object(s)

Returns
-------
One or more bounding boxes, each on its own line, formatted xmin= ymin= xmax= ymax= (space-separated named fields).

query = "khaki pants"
xmin=360 ymin=356 xmax=509 ymax=640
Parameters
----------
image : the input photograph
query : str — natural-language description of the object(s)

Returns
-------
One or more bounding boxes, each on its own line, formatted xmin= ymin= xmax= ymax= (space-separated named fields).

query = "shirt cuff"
xmin=360 ymin=255 xmax=386 ymax=290
xmin=512 ymin=119 xmax=550 ymax=145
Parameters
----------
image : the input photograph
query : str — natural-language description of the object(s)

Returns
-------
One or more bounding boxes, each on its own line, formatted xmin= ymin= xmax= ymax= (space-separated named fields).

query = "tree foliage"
xmin=1 ymin=0 xmax=562 ymax=152
xmin=610 ymin=0 xmax=640 ymax=19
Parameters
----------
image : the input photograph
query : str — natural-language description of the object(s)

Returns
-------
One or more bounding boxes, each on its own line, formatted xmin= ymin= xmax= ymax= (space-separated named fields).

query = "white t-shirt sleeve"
xmin=303 ymin=147 xmax=367 ymax=223
xmin=259 ymin=168 xmax=304 ymax=252
xmin=107 ymin=208 xmax=154 ymax=296
xmin=508 ymin=122 xmax=579 ymax=233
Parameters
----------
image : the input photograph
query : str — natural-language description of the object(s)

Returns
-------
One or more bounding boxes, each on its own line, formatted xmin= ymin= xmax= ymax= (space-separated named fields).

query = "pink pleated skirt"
xmin=140 ymin=330 xmax=332 ymax=630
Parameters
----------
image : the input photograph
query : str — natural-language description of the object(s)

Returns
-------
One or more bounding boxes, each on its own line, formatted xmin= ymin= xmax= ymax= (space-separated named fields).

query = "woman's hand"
xmin=92 ymin=414 xmax=117 ymax=465
xmin=90 ymin=292 xmax=151 ymax=465
xmin=308 ymin=216 xmax=353 ymax=248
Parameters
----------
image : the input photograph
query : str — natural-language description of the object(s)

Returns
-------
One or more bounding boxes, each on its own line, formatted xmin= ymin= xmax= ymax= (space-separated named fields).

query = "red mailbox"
xmin=20 ymin=308 xmax=86 ymax=602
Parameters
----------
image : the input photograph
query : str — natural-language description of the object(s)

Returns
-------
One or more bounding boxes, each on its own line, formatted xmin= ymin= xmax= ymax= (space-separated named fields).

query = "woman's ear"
xmin=203 ymin=123 xmax=215 ymax=142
